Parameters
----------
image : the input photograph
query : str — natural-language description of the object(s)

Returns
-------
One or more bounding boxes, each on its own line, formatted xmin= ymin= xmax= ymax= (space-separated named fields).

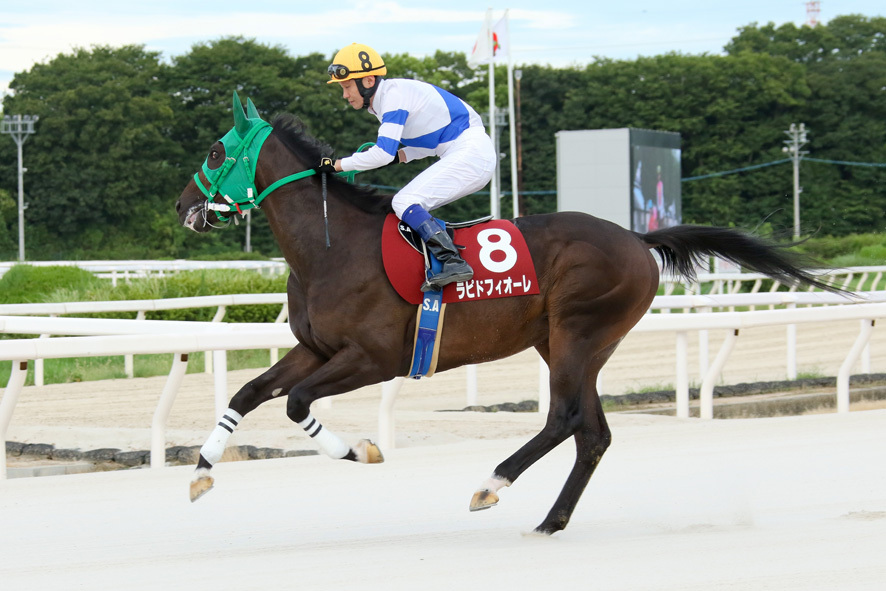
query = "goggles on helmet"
xmin=327 ymin=63 xmax=385 ymax=81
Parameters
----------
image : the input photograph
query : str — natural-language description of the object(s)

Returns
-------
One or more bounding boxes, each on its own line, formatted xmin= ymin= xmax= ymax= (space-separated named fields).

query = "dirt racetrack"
xmin=2 ymin=320 xmax=886 ymax=590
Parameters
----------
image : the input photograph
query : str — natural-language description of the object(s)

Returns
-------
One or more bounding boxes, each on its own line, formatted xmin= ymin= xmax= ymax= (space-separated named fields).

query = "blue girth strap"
xmin=408 ymin=254 xmax=445 ymax=379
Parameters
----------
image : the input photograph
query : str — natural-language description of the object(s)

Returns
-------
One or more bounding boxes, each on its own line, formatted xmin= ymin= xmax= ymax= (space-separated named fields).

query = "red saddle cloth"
xmin=381 ymin=213 xmax=540 ymax=305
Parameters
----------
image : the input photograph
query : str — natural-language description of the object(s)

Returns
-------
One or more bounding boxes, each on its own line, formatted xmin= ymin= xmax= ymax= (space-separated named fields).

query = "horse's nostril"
xmin=175 ymin=201 xmax=182 ymax=213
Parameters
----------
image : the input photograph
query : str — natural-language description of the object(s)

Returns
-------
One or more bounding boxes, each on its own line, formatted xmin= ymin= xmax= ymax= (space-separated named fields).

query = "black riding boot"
xmin=415 ymin=219 xmax=474 ymax=292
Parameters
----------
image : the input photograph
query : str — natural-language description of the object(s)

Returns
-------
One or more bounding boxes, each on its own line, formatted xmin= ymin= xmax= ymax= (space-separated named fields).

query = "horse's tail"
xmin=638 ymin=225 xmax=845 ymax=294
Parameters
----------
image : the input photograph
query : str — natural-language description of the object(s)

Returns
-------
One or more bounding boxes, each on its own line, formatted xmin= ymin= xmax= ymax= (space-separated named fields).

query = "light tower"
xmin=1 ymin=114 xmax=39 ymax=261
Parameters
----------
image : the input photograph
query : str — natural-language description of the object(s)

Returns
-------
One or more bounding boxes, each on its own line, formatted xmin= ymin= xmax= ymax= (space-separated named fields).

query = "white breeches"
xmin=391 ymin=126 xmax=497 ymax=218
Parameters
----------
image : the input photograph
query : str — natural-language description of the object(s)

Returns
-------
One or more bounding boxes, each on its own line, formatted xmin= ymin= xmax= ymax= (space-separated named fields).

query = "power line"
xmin=681 ymin=158 xmax=791 ymax=182
xmin=681 ymin=156 xmax=886 ymax=182
xmin=803 ymin=157 xmax=886 ymax=168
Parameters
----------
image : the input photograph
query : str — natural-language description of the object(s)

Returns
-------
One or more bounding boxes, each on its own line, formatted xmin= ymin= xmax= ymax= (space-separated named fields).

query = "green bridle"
xmin=194 ymin=92 xmax=366 ymax=223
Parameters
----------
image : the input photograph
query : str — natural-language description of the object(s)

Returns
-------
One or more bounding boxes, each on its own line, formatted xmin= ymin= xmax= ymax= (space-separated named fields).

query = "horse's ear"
xmin=232 ymin=91 xmax=251 ymax=134
xmin=246 ymin=98 xmax=261 ymax=120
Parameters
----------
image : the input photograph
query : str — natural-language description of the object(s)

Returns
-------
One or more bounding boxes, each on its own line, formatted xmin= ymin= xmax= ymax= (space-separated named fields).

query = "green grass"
xmin=796 ymin=368 xmax=826 ymax=380
xmin=0 ymin=348 xmax=289 ymax=387
xmin=632 ymin=383 xmax=674 ymax=394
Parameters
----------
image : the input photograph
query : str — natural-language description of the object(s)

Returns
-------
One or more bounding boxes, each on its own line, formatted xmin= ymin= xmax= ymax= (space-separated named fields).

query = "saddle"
xmin=381 ymin=213 xmax=539 ymax=305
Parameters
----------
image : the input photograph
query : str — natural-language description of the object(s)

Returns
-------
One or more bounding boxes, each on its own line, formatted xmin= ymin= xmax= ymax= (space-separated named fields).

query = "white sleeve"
xmin=340 ymin=145 xmax=396 ymax=171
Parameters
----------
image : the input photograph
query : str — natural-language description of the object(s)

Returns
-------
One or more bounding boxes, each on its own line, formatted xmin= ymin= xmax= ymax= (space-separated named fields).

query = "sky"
xmin=1 ymin=1 xmax=884 ymax=97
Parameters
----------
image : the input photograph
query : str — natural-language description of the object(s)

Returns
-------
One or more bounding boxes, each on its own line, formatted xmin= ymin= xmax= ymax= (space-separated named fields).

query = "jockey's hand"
xmin=315 ymin=157 xmax=337 ymax=174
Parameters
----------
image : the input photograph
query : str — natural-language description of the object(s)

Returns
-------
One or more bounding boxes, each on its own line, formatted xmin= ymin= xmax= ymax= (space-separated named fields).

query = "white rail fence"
xmin=0 ymin=324 xmax=297 ymax=479
xmin=0 ymin=260 xmax=289 ymax=284
xmin=2 ymin=261 xmax=884 ymax=292
xmin=3 ymin=290 xmax=883 ymax=384
xmin=2 ymin=293 xmax=885 ymax=475
xmin=0 ymin=294 xmax=289 ymax=385
xmin=660 ymin=265 xmax=886 ymax=295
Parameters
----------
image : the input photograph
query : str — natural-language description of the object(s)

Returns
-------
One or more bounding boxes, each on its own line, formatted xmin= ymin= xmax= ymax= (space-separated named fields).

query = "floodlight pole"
xmin=514 ymin=69 xmax=524 ymax=216
xmin=1 ymin=114 xmax=39 ymax=261
xmin=782 ymin=123 xmax=808 ymax=239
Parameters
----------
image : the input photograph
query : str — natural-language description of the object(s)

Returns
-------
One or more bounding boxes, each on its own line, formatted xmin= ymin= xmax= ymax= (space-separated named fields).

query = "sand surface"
xmin=2 ymin=320 xmax=886 ymax=590
xmin=1 ymin=411 xmax=884 ymax=590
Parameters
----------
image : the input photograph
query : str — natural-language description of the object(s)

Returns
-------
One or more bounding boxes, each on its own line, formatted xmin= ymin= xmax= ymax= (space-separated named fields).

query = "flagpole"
xmin=504 ymin=9 xmax=518 ymax=218
xmin=486 ymin=8 xmax=498 ymax=219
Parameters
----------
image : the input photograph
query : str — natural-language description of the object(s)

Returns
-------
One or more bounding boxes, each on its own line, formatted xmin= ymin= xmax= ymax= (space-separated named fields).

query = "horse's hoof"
xmin=354 ymin=439 xmax=384 ymax=464
xmin=189 ymin=475 xmax=214 ymax=503
xmin=469 ymin=489 xmax=499 ymax=511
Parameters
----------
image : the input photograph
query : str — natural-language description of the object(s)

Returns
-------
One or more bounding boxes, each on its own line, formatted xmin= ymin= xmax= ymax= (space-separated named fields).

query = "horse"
xmin=175 ymin=93 xmax=838 ymax=535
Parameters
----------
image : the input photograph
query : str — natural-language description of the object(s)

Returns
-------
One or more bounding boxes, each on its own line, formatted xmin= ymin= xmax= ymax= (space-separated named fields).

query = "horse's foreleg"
xmin=190 ymin=346 xmax=323 ymax=502
xmin=190 ymin=408 xmax=242 ymax=502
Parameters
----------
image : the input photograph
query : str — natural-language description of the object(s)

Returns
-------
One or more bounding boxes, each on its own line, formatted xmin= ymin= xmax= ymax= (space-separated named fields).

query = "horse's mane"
xmin=270 ymin=114 xmax=393 ymax=216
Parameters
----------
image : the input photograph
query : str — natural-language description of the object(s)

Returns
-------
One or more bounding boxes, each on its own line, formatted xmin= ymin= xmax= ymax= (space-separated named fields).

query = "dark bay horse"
xmin=176 ymin=94 xmax=836 ymax=535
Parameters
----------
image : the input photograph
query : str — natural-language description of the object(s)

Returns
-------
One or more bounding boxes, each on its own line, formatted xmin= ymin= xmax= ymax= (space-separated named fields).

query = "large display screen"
xmin=630 ymin=129 xmax=681 ymax=233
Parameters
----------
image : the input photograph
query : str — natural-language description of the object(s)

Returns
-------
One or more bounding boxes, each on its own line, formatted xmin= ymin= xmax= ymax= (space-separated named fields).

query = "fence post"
xmin=206 ymin=306 xmax=227 ymax=374
xmin=538 ymin=357 xmax=550 ymax=414
xmin=0 ymin=360 xmax=28 ymax=480
xmin=786 ymin=303 xmax=797 ymax=380
xmin=837 ymin=319 xmax=874 ymax=413
xmin=379 ymin=377 xmax=404 ymax=450
xmin=212 ymin=350 xmax=228 ymax=419
xmin=125 ymin=310 xmax=146 ymax=378
xmin=151 ymin=353 xmax=189 ymax=468
xmin=700 ymin=329 xmax=739 ymax=419
xmin=676 ymin=331 xmax=689 ymax=418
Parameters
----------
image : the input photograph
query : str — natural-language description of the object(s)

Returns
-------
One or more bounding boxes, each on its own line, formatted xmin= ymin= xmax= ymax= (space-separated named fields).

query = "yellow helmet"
xmin=327 ymin=43 xmax=387 ymax=84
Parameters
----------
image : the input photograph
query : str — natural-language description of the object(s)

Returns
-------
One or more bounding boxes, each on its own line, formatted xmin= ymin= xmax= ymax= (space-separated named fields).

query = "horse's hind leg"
xmin=469 ymin=341 xmax=577 ymax=511
xmin=531 ymin=337 xmax=618 ymax=535
xmin=283 ymin=345 xmax=388 ymax=464
xmin=533 ymin=393 xmax=611 ymax=534
xmin=470 ymin=338 xmax=617 ymax=534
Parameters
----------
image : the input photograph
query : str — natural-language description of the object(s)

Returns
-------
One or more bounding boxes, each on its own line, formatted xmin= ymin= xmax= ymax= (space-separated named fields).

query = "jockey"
xmin=320 ymin=43 xmax=497 ymax=292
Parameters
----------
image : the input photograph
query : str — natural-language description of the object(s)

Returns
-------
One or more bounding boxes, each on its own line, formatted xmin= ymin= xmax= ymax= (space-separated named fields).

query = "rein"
xmin=195 ymin=123 xmax=372 ymax=236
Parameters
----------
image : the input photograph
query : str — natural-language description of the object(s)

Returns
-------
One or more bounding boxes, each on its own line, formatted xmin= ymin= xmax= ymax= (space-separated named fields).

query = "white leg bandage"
xmin=479 ymin=474 xmax=511 ymax=494
xmin=299 ymin=413 xmax=351 ymax=459
xmin=199 ymin=408 xmax=243 ymax=466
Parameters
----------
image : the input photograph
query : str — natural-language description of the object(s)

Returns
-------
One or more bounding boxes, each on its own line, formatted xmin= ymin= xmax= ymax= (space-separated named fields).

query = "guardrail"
xmin=2 ymin=293 xmax=884 ymax=467
xmin=0 ymin=260 xmax=289 ymax=284
xmin=0 ymin=294 xmax=289 ymax=385
xmin=0 ymin=324 xmax=297 ymax=479
xmin=632 ymin=302 xmax=885 ymax=418
xmin=3 ymin=290 xmax=883 ymax=397
xmin=379 ymin=298 xmax=885 ymax=449
xmin=660 ymin=265 xmax=886 ymax=295
xmin=3 ymin=261 xmax=884 ymax=292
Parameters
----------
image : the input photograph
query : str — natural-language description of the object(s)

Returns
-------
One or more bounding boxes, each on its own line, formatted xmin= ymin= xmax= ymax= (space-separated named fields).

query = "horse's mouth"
xmin=183 ymin=204 xmax=203 ymax=231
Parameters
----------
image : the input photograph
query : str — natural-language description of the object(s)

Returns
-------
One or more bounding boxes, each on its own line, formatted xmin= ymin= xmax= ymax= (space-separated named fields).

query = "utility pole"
xmin=782 ymin=123 xmax=808 ymax=239
xmin=1 ymin=114 xmax=39 ymax=261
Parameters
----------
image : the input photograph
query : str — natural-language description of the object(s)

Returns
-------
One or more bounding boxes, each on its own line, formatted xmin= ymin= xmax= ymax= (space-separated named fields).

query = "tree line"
xmin=1 ymin=14 xmax=884 ymax=260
